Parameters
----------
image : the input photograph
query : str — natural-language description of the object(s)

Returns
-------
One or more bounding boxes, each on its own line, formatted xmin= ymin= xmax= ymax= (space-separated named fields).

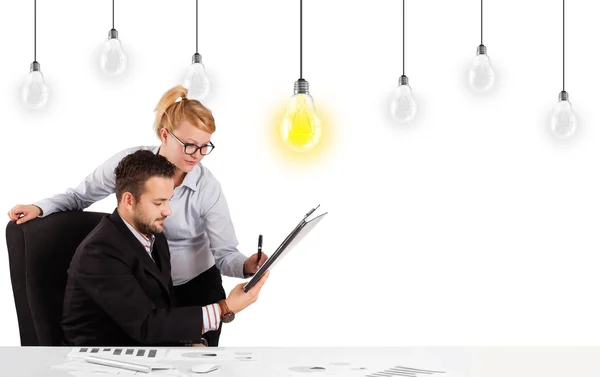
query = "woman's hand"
xmin=7 ymin=204 xmax=42 ymax=225
xmin=243 ymin=252 xmax=269 ymax=275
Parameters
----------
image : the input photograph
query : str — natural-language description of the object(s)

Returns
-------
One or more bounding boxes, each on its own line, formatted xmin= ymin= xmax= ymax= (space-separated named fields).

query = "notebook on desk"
xmin=243 ymin=205 xmax=327 ymax=293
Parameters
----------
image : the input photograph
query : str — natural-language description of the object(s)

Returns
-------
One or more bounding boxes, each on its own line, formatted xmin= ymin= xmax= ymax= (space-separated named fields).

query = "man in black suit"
xmin=62 ymin=150 xmax=269 ymax=346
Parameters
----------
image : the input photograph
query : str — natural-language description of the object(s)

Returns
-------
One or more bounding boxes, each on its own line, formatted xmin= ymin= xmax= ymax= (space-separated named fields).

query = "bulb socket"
xmin=558 ymin=90 xmax=569 ymax=101
xmin=108 ymin=29 xmax=119 ymax=39
xmin=192 ymin=53 xmax=202 ymax=64
xmin=294 ymin=79 xmax=310 ymax=95
xmin=477 ymin=44 xmax=487 ymax=55
xmin=30 ymin=61 xmax=41 ymax=72
xmin=399 ymin=75 xmax=409 ymax=86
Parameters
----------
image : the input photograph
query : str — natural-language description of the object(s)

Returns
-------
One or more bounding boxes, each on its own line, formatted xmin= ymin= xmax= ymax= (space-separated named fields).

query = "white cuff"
xmin=201 ymin=303 xmax=221 ymax=334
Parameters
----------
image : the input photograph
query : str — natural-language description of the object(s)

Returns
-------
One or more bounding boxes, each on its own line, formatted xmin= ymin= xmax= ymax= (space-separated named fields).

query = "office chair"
xmin=5 ymin=211 xmax=107 ymax=346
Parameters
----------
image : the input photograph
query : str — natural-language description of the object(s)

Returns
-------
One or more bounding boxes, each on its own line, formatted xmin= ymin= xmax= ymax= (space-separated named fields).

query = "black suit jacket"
xmin=62 ymin=209 xmax=205 ymax=346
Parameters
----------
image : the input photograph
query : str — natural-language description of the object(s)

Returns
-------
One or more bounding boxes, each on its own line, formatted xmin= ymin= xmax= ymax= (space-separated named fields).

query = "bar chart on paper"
xmin=67 ymin=347 xmax=166 ymax=360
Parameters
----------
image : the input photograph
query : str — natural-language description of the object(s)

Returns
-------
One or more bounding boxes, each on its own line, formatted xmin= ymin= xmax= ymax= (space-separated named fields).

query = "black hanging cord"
xmin=300 ymin=0 xmax=303 ymax=79
xmin=562 ymin=0 xmax=565 ymax=91
xmin=34 ymin=0 xmax=36 ymax=61
xmin=112 ymin=0 xmax=115 ymax=29
xmin=480 ymin=0 xmax=483 ymax=45
xmin=196 ymin=0 xmax=198 ymax=54
xmin=402 ymin=0 xmax=405 ymax=75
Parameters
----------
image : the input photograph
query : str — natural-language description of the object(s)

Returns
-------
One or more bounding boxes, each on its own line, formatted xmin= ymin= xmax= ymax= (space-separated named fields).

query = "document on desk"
xmin=68 ymin=347 xmax=167 ymax=361
xmin=265 ymin=362 xmax=454 ymax=377
xmin=53 ymin=360 xmax=137 ymax=375
xmin=56 ymin=348 xmax=177 ymax=376
xmin=256 ymin=348 xmax=467 ymax=377
xmin=53 ymin=360 xmax=184 ymax=376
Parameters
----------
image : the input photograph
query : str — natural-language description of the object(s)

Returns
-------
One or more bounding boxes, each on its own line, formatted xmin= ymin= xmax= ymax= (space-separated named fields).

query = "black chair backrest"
xmin=6 ymin=211 xmax=107 ymax=346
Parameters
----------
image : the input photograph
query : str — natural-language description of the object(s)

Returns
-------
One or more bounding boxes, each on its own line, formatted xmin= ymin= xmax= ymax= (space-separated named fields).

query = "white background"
xmin=1 ymin=0 xmax=599 ymax=347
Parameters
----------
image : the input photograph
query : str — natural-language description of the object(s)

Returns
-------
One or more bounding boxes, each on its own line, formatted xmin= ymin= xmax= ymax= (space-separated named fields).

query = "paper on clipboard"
xmin=243 ymin=205 xmax=327 ymax=292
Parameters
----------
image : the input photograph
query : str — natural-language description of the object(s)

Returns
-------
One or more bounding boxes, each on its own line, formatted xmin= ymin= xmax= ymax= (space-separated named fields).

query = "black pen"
xmin=257 ymin=234 xmax=263 ymax=267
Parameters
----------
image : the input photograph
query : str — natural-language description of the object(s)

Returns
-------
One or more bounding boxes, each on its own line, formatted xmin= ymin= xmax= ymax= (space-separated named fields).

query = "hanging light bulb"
xmin=22 ymin=0 xmax=49 ymax=110
xmin=390 ymin=75 xmax=417 ymax=124
xmin=22 ymin=61 xmax=49 ymax=109
xmin=183 ymin=53 xmax=211 ymax=101
xmin=390 ymin=0 xmax=417 ymax=124
xmin=278 ymin=0 xmax=322 ymax=153
xmin=549 ymin=0 xmax=578 ymax=140
xmin=550 ymin=91 xmax=577 ymax=139
xmin=99 ymin=29 xmax=127 ymax=77
xmin=182 ymin=0 xmax=211 ymax=100
xmin=468 ymin=1 xmax=495 ymax=93
xmin=468 ymin=45 xmax=495 ymax=92
xmin=280 ymin=79 xmax=323 ymax=152
xmin=99 ymin=1 xmax=126 ymax=77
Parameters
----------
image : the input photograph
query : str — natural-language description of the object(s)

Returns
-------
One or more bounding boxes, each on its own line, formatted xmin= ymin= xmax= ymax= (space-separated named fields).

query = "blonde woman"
xmin=8 ymin=85 xmax=267 ymax=346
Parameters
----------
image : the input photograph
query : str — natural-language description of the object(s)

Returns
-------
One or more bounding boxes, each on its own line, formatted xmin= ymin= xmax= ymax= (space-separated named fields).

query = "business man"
xmin=62 ymin=150 xmax=269 ymax=346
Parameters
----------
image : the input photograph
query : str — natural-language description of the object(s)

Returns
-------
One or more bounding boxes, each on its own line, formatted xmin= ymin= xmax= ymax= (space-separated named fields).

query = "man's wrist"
xmin=221 ymin=299 xmax=231 ymax=315
xmin=218 ymin=299 xmax=236 ymax=323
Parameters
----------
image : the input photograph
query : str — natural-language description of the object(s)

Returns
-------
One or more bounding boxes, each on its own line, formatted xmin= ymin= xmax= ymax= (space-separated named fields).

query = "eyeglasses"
xmin=167 ymin=130 xmax=215 ymax=156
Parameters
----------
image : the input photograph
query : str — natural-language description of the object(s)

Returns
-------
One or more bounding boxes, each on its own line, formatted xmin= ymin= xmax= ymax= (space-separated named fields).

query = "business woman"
xmin=7 ymin=85 xmax=267 ymax=346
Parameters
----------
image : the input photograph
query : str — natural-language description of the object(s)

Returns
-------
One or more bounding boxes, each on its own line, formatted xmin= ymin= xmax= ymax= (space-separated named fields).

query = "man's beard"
xmin=133 ymin=209 xmax=166 ymax=235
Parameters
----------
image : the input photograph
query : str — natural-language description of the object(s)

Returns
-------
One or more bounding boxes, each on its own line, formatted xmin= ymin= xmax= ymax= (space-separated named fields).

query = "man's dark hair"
xmin=114 ymin=150 xmax=176 ymax=202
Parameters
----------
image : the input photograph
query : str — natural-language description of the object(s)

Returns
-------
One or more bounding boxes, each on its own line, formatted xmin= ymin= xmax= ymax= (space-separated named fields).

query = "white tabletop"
xmin=0 ymin=347 xmax=599 ymax=377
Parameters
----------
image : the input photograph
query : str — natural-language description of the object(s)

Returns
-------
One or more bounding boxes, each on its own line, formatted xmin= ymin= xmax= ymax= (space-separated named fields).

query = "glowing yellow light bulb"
xmin=280 ymin=79 xmax=322 ymax=153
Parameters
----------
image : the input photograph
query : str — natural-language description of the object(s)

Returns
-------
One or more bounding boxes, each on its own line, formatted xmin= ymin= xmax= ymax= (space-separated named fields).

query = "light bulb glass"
xmin=550 ymin=100 xmax=577 ymax=139
xmin=390 ymin=84 xmax=417 ymax=124
xmin=279 ymin=93 xmax=323 ymax=152
xmin=22 ymin=70 xmax=49 ymax=110
xmin=99 ymin=38 xmax=127 ymax=77
xmin=183 ymin=62 xmax=211 ymax=101
xmin=468 ymin=54 xmax=495 ymax=92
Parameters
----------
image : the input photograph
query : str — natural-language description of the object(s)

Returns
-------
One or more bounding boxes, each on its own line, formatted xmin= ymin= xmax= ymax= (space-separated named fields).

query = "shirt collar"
xmin=152 ymin=145 xmax=200 ymax=192
xmin=181 ymin=165 xmax=200 ymax=192
xmin=119 ymin=212 xmax=155 ymax=251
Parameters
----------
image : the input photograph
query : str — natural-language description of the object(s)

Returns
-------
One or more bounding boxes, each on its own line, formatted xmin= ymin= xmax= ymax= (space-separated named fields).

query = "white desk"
xmin=0 ymin=347 xmax=599 ymax=377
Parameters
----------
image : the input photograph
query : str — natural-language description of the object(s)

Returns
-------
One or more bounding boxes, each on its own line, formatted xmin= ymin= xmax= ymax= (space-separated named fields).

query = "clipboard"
xmin=243 ymin=205 xmax=327 ymax=293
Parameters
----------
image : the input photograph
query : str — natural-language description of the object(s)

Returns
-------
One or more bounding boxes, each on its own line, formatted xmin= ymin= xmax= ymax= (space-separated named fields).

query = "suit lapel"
xmin=108 ymin=210 xmax=171 ymax=297
xmin=152 ymin=236 xmax=173 ymax=306
xmin=153 ymin=237 xmax=170 ymax=276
